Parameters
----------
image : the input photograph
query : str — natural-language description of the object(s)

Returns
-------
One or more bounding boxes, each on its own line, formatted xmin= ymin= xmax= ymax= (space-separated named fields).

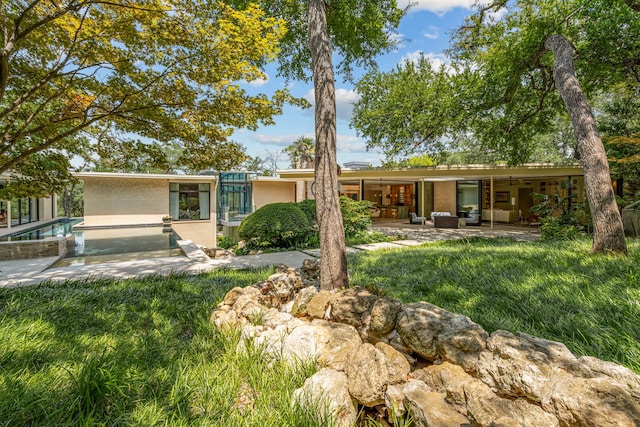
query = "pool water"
xmin=0 ymin=218 xmax=83 ymax=241
xmin=53 ymin=226 xmax=183 ymax=267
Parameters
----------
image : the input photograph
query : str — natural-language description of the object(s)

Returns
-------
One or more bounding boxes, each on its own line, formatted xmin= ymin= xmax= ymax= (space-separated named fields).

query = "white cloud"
xmin=244 ymin=73 xmax=269 ymax=87
xmin=304 ymin=88 xmax=361 ymax=121
xmin=398 ymin=0 xmax=488 ymax=15
xmin=422 ymin=25 xmax=439 ymax=40
xmin=400 ymin=50 xmax=450 ymax=71
xmin=253 ymin=132 xmax=314 ymax=147
xmin=337 ymin=135 xmax=368 ymax=153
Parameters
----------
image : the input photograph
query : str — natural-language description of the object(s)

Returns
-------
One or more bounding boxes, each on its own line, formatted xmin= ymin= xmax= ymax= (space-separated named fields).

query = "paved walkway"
xmin=0 ymin=223 xmax=538 ymax=288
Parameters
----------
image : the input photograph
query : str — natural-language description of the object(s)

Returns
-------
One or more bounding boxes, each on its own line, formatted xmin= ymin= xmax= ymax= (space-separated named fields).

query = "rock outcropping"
xmin=210 ymin=260 xmax=640 ymax=427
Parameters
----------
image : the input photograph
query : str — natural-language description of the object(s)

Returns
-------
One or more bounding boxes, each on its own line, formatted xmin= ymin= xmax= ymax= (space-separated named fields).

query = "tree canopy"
xmin=353 ymin=0 xmax=640 ymax=164
xmin=0 ymin=0 xmax=298 ymax=197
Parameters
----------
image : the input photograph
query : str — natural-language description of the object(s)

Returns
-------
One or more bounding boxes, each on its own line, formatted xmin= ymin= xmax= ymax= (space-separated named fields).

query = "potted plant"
xmin=162 ymin=215 xmax=173 ymax=226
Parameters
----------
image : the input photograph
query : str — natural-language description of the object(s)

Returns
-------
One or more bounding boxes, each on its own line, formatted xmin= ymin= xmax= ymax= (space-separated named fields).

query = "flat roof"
xmin=74 ymin=172 xmax=217 ymax=181
xmin=277 ymin=163 xmax=584 ymax=181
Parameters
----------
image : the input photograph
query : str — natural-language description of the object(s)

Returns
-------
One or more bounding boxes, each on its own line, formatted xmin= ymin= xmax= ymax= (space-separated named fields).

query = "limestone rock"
xmin=292 ymin=286 xmax=318 ymax=317
xmin=221 ymin=286 xmax=261 ymax=307
xmin=376 ymin=342 xmax=410 ymax=385
xmin=436 ymin=313 xmax=488 ymax=372
xmin=463 ymin=374 xmax=559 ymax=427
xmin=396 ymin=302 xmax=449 ymax=360
xmin=330 ymin=286 xmax=378 ymax=327
xmin=346 ymin=343 xmax=388 ymax=407
xmin=318 ymin=340 xmax=360 ymax=371
xmin=300 ymin=258 xmax=321 ymax=285
xmin=307 ymin=290 xmax=334 ymax=319
xmin=386 ymin=329 xmax=413 ymax=355
xmin=415 ymin=362 xmax=559 ymax=427
xmin=369 ymin=297 xmax=402 ymax=335
xmin=292 ymin=368 xmax=357 ymax=427
xmin=476 ymin=330 xmax=579 ymax=403
xmin=232 ymin=294 xmax=262 ymax=318
xmin=384 ymin=384 xmax=406 ymax=421
xmin=210 ymin=308 xmax=244 ymax=331
xmin=548 ymin=376 xmax=640 ymax=427
xmin=282 ymin=324 xmax=331 ymax=363
xmin=413 ymin=363 xmax=470 ymax=413
xmin=402 ymin=380 xmax=470 ymax=427
xmin=262 ymin=308 xmax=293 ymax=328
xmin=311 ymin=319 xmax=362 ymax=348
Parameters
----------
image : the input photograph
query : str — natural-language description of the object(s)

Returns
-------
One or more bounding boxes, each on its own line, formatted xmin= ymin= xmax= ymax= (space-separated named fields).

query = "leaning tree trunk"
xmin=545 ymin=35 xmax=627 ymax=255
xmin=307 ymin=0 xmax=349 ymax=289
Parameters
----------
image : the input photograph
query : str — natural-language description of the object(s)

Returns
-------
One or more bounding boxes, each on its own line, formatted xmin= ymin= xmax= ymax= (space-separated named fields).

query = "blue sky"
xmin=233 ymin=0 xmax=483 ymax=169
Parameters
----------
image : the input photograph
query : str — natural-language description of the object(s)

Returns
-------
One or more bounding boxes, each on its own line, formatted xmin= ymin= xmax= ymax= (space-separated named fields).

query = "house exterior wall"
xmin=81 ymin=175 xmax=217 ymax=248
xmin=433 ymin=181 xmax=457 ymax=214
xmin=83 ymin=176 xmax=168 ymax=226
xmin=252 ymin=181 xmax=296 ymax=209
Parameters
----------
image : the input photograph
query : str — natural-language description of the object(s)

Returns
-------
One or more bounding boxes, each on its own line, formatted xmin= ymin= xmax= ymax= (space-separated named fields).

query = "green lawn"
xmin=1 ymin=237 xmax=639 ymax=425
xmin=349 ymin=237 xmax=640 ymax=372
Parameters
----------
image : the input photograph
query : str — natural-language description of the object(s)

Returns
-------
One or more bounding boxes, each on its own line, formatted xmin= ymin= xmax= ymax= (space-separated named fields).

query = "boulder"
xmin=330 ymin=286 xmax=378 ymax=327
xmin=369 ymin=297 xmax=402 ymax=335
xmin=401 ymin=380 xmax=470 ymax=427
xmin=291 ymin=286 xmax=318 ymax=317
xmin=307 ymin=290 xmax=334 ymax=319
xmin=476 ymin=330 xmax=580 ymax=403
xmin=395 ymin=302 xmax=452 ymax=360
xmin=220 ymin=286 xmax=261 ymax=307
xmin=346 ymin=343 xmax=388 ymax=407
xmin=261 ymin=308 xmax=293 ymax=328
xmin=548 ymin=376 xmax=640 ymax=427
xmin=318 ymin=340 xmax=361 ymax=371
xmin=415 ymin=362 xmax=559 ymax=427
xmin=282 ymin=324 xmax=331 ymax=363
xmin=292 ymin=368 xmax=357 ymax=427
xmin=436 ymin=313 xmax=488 ymax=372
xmin=375 ymin=342 xmax=410 ymax=385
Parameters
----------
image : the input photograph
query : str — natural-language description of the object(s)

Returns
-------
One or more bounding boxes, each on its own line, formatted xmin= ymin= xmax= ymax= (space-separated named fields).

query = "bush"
xmin=297 ymin=199 xmax=318 ymax=225
xmin=217 ymin=236 xmax=235 ymax=249
xmin=339 ymin=196 xmax=374 ymax=238
xmin=238 ymin=203 xmax=311 ymax=248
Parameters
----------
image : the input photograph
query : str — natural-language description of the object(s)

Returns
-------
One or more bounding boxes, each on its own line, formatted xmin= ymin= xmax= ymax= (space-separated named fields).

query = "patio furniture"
xmin=431 ymin=211 xmax=452 ymax=221
xmin=434 ymin=215 xmax=459 ymax=228
xmin=409 ymin=212 xmax=426 ymax=224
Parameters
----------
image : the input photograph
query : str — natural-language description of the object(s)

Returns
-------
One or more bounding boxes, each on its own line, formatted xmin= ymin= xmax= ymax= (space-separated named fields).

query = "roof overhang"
xmin=277 ymin=163 xmax=584 ymax=181
xmin=73 ymin=172 xmax=217 ymax=181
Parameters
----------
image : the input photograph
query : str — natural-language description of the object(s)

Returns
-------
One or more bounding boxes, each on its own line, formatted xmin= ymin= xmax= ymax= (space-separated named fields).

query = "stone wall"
xmin=0 ymin=236 xmax=68 ymax=260
xmin=210 ymin=260 xmax=640 ymax=427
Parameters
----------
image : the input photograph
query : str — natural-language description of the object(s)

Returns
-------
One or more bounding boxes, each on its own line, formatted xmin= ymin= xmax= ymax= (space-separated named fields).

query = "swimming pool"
xmin=0 ymin=218 xmax=83 ymax=241
xmin=54 ymin=226 xmax=183 ymax=267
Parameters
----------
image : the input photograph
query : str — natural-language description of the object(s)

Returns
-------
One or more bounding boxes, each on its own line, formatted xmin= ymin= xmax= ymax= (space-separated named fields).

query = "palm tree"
xmin=285 ymin=136 xmax=315 ymax=169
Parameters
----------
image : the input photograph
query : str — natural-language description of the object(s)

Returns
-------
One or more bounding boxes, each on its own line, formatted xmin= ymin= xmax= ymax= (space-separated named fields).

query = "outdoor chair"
xmin=409 ymin=212 xmax=426 ymax=224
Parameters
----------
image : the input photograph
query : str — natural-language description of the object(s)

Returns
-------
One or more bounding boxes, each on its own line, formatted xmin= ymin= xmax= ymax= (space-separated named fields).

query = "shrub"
xmin=339 ymin=196 xmax=374 ymax=238
xmin=297 ymin=199 xmax=318 ymax=226
xmin=238 ymin=203 xmax=311 ymax=248
xmin=217 ymin=236 xmax=235 ymax=249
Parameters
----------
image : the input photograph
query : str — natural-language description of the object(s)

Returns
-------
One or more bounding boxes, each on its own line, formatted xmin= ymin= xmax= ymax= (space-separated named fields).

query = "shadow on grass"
xmin=0 ymin=268 xmax=273 ymax=425
xmin=348 ymin=237 xmax=640 ymax=372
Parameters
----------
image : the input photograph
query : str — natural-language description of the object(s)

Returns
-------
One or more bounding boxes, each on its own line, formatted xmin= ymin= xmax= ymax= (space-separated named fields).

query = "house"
xmin=77 ymin=172 xmax=218 ymax=248
xmin=277 ymin=163 xmax=588 ymax=226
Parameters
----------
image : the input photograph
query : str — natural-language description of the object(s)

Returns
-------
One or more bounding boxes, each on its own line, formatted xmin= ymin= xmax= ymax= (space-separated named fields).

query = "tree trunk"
xmin=545 ymin=35 xmax=627 ymax=255
xmin=307 ymin=0 xmax=349 ymax=289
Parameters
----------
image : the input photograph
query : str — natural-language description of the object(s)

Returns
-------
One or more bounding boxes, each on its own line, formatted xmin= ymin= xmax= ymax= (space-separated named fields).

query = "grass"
xmin=348 ymin=236 xmax=640 ymax=373
xmin=1 ymin=237 xmax=639 ymax=425
xmin=0 ymin=269 xmax=329 ymax=426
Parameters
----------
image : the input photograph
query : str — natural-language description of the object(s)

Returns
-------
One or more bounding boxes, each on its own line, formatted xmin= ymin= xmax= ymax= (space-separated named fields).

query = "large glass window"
xmin=457 ymin=180 xmax=482 ymax=225
xmin=9 ymin=197 xmax=39 ymax=226
xmin=170 ymin=183 xmax=210 ymax=220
